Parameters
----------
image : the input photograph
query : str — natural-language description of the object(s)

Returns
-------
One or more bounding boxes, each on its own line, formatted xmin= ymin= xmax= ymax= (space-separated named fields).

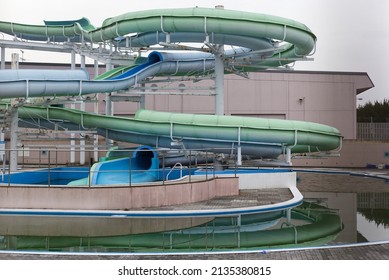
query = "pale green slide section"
xmin=0 ymin=7 xmax=316 ymax=68
xmin=0 ymin=8 xmax=340 ymax=159
xmin=9 ymin=104 xmax=341 ymax=159
xmin=0 ymin=8 xmax=317 ymax=98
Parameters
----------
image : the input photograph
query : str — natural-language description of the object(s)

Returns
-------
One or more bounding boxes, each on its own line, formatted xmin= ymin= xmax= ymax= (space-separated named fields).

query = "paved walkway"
xmin=154 ymin=188 xmax=293 ymax=211
xmin=1 ymin=242 xmax=389 ymax=260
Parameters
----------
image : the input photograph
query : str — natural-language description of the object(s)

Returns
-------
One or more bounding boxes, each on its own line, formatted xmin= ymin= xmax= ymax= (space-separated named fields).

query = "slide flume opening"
xmin=132 ymin=146 xmax=158 ymax=171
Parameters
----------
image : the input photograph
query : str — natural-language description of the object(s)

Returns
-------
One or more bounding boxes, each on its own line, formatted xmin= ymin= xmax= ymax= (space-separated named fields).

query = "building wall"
xmin=7 ymin=62 xmax=373 ymax=140
xmin=111 ymin=71 xmax=371 ymax=140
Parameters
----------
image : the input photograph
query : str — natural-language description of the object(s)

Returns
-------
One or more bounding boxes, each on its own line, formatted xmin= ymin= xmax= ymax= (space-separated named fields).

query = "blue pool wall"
xmin=0 ymin=167 xmax=89 ymax=185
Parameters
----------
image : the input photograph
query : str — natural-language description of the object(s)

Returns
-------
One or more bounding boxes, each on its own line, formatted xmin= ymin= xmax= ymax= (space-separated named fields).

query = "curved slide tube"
xmin=0 ymin=8 xmax=339 ymax=159
xmin=0 ymin=7 xmax=318 ymax=98
xmin=0 ymin=7 xmax=316 ymax=68
xmin=0 ymin=51 xmax=215 ymax=98
xmin=8 ymin=104 xmax=341 ymax=159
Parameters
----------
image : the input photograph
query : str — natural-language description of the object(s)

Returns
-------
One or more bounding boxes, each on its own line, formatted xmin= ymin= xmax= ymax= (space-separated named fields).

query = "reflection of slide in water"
xmin=7 ymin=203 xmax=343 ymax=251
xmin=171 ymin=211 xmax=285 ymax=234
xmin=0 ymin=215 xmax=214 ymax=237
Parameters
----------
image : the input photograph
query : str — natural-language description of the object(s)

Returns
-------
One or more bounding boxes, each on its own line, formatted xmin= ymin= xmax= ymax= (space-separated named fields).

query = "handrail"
xmin=166 ymin=162 xmax=183 ymax=180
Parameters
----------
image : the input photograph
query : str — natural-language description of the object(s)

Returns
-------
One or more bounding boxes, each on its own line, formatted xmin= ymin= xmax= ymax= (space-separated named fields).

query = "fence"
xmin=357 ymin=123 xmax=389 ymax=142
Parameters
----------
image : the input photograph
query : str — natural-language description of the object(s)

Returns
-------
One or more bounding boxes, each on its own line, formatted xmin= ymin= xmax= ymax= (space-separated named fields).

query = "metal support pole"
xmin=214 ymin=45 xmax=224 ymax=115
xmin=0 ymin=47 xmax=5 ymax=69
xmin=79 ymin=135 xmax=85 ymax=165
xmin=0 ymin=131 xmax=5 ymax=181
xmin=286 ymin=147 xmax=292 ymax=165
xmin=70 ymin=103 xmax=76 ymax=164
xmin=80 ymin=55 xmax=86 ymax=68
xmin=9 ymin=53 xmax=19 ymax=172
xmin=105 ymin=59 xmax=113 ymax=147
xmin=237 ymin=146 xmax=242 ymax=166
xmin=237 ymin=214 xmax=241 ymax=248
xmin=79 ymin=101 xmax=86 ymax=165
xmin=93 ymin=59 xmax=99 ymax=162
xmin=286 ymin=208 xmax=292 ymax=223
xmin=237 ymin=127 xmax=242 ymax=166
xmin=140 ymin=83 xmax=146 ymax=110
xmin=70 ymin=50 xmax=76 ymax=70
xmin=79 ymin=54 xmax=86 ymax=164
xmin=9 ymin=107 xmax=18 ymax=172
xmin=105 ymin=93 xmax=113 ymax=147
xmin=70 ymin=49 xmax=77 ymax=162
xmin=11 ymin=53 xmax=19 ymax=69
xmin=48 ymin=150 xmax=51 ymax=187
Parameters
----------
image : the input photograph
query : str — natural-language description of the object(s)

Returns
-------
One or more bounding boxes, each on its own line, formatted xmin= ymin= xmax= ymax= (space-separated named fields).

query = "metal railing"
xmin=0 ymin=146 xmax=240 ymax=188
xmin=166 ymin=162 xmax=183 ymax=180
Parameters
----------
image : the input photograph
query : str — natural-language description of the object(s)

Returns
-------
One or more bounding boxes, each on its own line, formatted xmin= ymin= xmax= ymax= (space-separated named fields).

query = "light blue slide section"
xmin=68 ymin=146 xmax=160 ymax=186
xmin=0 ymin=51 xmax=215 ymax=98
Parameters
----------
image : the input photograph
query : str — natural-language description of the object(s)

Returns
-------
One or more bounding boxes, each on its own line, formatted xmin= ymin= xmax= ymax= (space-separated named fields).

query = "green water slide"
xmin=0 ymin=7 xmax=318 ymax=99
xmin=0 ymin=7 xmax=316 ymax=68
xmin=93 ymin=65 xmax=136 ymax=80
xmin=0 ymin=8 xmax=341 ymax=158
xmin=0 ymin=103 xmax=341 ymax=158
xmin=0 ymin=7 xmax=317 ymax=97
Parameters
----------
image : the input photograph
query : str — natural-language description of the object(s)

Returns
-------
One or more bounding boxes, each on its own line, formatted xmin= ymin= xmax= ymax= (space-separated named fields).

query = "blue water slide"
xmin=0 ymin=51 xmax=215 ymax=98
xmin=110 ymin=51 xmax=215 ymax=80
xmin=68 ymin=146 xmax=160 ymax=186
xmin=107 ymin=52 xmax=161 ymax=80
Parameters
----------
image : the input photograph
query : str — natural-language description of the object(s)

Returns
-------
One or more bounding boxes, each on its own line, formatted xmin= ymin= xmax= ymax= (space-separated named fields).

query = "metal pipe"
xmin=214 ymin=45 xmax=224 ymax=115
xmin=0 ymin=47 xmax=5 ymax=69
xmin=237 ymin=127 xmax=242 ymax=165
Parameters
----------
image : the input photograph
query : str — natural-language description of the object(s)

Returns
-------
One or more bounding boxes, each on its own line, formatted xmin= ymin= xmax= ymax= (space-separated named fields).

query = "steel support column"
xmin=214 ymin=45 xmax=224 ymax=115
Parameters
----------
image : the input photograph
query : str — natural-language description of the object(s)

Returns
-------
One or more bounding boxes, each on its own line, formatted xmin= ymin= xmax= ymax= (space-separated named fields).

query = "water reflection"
xmin=0 ymin=205 xmax=343 ymax=252
xmin=0 ymin=216 xmax=213 ymax=237
xmin=1 ymin=171 xmax=388 ymax=252
xmin=297 ymin=171 xmax=389 ymax=244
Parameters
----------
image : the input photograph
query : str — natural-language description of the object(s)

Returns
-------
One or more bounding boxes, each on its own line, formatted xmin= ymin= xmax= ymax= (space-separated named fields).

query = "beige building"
xmin=118 ymin=70 xmax=373 ymax=140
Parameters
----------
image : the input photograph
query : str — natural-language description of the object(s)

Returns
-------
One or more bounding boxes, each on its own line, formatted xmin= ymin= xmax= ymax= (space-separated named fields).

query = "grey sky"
xmin=1 ymin=0 xmax=388 ymax=104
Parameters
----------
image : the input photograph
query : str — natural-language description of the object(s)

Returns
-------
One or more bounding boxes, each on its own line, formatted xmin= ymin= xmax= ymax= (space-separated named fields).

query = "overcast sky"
xmin=1 ymin=0 xmax=388 ymax=104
